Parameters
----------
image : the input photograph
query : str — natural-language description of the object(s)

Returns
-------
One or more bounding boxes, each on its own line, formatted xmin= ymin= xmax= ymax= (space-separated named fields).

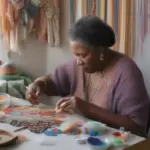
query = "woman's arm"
xmin=34 ymin=75 xmax=58 ymax=96
xmin=76 ymin=99 xmax=146 ymax=137
xmin=34 ymin=60 xmax=74 ymax=96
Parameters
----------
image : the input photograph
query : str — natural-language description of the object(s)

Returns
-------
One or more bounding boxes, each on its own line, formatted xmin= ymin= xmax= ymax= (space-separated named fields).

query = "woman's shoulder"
xmin=56 ymin=58 xmax=77 ymax=71
xmin=53 ymin=58 xmax=79 ymax=77
xmin=113 ymin=51 xmax=143 ymax=78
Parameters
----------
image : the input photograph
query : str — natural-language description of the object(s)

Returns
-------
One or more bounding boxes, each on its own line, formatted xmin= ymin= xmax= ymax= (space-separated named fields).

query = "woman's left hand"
xmin=55 ymin=96 xmax=78 ymax=113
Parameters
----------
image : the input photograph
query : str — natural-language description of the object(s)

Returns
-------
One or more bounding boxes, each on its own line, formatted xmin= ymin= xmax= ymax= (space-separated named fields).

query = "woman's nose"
xmin=77 ymin=58 xmax=84 ymax=66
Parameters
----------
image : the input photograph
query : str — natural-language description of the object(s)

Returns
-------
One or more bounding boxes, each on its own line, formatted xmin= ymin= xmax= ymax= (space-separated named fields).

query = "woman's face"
xmin=70 ymin=41 xmax=101 ymax=73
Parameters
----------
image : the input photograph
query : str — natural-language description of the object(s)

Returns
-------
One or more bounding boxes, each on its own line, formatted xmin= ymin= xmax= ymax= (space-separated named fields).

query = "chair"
xmin=147 ymin=102 xmax=150 ymax=136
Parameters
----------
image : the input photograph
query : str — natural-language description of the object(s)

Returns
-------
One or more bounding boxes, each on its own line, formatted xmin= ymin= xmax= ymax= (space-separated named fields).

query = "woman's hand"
xmin=26 ymin=82 xmax=41 ymax=105
xmin=55 ymin=96 xmax=79 ymax=113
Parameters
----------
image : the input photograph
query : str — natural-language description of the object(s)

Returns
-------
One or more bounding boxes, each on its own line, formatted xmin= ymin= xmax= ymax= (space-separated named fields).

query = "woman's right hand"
xmin=26 ymin=82 xmax=41 ymax=105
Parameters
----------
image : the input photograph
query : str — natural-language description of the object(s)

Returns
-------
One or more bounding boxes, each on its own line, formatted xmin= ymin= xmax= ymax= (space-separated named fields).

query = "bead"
xmin=113 ymin=132 xmax=121 ymax=137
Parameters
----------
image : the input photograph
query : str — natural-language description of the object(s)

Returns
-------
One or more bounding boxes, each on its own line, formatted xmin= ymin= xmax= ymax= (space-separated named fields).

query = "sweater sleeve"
xmin=114 ymin=61 xmax=149 ymax=132
xmin=51 ymin=59 xmax=76 ymax=97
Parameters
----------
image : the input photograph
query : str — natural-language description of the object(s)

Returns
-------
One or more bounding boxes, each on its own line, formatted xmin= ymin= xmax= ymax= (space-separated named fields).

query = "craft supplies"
xmin=87 ymin=137 xmax=110 ymax=150
xmin=111 ymin=138 xmax=126 ymax=147
xmin=27 ymin=120 xmax=63 ymax=134
xmin=18 ymin=135 xmax=28 ymax=142
xmin=88 ymin=137 xmax=105 ymax=146
xmin=14 ymin=126 xmax=28 ymax=132
xmin=89 ymin=130 xmax=99 ymax=136
xmin=112 ymin=130 xmax=130 ymax=142
xmin=51 ymin=128 xmax=62 ymax=134
xmin=119 ymin=127 xmax=125 ymax=133
xmin=59 ymin=121 xmax=82 ymax=135
xmin=44 ymin=130 xmax=57 ymax=136
xmin=82 ymin=121 xmax=107 ymax=135
xmin=104 ymin=137 xmax=128 ymax=148
xmin=44 ymin=128 xmax=62 ymax=136
xmin=113 ymin=131 xmax=121 ymax=137
xmin=75 ymin=136 xmax=87 ymax=144
xmin=1 ymin=106 xmax=69 ymax=121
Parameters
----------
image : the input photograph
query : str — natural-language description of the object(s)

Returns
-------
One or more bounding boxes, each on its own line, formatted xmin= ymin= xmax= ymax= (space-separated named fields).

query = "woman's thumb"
xmin=36 ymin=86 xmax=40 ymax=96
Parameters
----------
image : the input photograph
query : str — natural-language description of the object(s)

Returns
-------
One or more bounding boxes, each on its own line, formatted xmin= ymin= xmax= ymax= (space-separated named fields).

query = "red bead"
xmin=113 ymin=132 xmax=121 ymax=137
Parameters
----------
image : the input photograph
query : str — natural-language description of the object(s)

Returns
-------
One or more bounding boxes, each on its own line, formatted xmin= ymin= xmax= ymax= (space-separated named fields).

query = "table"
xmin=0 ymin=96 xmax=145 ymax=150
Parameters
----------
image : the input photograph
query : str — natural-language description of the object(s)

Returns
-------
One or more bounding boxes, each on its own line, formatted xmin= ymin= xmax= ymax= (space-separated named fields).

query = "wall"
xmin=0 ymin=0 xmax=74 ymax=79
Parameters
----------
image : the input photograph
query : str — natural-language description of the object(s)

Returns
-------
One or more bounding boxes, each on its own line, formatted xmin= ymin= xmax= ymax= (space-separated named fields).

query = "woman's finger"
xmin=36 ymin=87 xmax=41 ymax=96
xmin=55 ymin=108 xmax=63 ymax=113
xmin=56 ymin=97 xmax=71 ymax=108
xmin=60 ymin=101 xmax=72 ymax=109
xmin=28 ymin=94 xmax=40 ymax=105
xmin=64 ymin=104 xmax=73 ymax=111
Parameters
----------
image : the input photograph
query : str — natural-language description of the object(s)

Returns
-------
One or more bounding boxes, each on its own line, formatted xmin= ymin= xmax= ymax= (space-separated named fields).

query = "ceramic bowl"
xmin=82 ymin=121 xmax=107 ymax=135
xmin=0 ymin=93 xmax=11 ymax=109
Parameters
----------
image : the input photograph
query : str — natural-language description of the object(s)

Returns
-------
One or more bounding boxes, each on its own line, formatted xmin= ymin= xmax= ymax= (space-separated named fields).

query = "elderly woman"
xmin=26 ymin=16 xmax=149 ymax=137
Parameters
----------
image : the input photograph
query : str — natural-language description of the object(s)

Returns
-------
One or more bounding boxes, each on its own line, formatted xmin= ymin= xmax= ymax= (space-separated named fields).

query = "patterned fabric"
xmin=28 ymin=120 xmax=63 ymax=133
xmin=28 ymin=121 xmax=50 ymax=133
xmin=8 ymin=120 xmax=62 ymax=133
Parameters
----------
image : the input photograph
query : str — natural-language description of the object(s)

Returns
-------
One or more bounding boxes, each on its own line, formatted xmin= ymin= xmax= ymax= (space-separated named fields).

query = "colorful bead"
xmin=87 ymin=137 xmax=105 ymax=146
xmin=44 ymin=130 xmax=57 ymax=136
xmin=52 ymin=128 xmax=62 ymax=134
xmin=113 ymin=132 xmax=121 ymax=137
xmin=112 ymin=139 xmax=124 ymax=147
xmin=89 ymin=130 xmax=99 ymax=136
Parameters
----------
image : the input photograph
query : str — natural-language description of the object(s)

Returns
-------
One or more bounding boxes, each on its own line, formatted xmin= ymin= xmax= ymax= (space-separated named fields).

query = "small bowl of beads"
xmin=87 ymin=137 xmax=110 ymax=150
xmin=82 ymin=121 xmax=107 ymax=136
xmin=0 ymin=93 xmax=11 ymax=109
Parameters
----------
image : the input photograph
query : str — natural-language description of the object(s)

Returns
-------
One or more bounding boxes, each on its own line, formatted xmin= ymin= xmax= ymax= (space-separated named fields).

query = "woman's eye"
xmin=81 ymin=53 xmax=87 ymax=58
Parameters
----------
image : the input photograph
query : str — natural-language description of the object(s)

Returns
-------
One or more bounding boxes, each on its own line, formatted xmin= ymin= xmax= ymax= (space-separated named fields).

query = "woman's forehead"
xmin=70 ymin=41 xmax=90 ymax=52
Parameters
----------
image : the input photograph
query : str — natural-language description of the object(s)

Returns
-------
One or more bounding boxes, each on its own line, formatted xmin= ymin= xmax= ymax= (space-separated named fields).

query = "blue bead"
xmin=87 ymin=137 xmax=105 ymax=146
xmin=44 ymin=130 xmax=57 ymax=136
xmin=89 ymin=130 xmax=99 ymax=136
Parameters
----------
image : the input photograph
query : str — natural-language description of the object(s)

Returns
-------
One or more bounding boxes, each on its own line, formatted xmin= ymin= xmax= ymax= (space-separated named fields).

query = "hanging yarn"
xmin=0 ymin=0 xmax=60 ymax=53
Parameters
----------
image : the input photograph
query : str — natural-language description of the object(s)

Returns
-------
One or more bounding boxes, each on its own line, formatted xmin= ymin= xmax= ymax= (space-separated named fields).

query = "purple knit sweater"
xmin=51 ymin=53 xmax=149 ymax=132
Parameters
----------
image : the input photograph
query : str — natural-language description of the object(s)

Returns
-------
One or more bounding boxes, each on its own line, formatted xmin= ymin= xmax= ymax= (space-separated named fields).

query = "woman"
xmin=26 ymin=16 xmax=149 ymax=137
